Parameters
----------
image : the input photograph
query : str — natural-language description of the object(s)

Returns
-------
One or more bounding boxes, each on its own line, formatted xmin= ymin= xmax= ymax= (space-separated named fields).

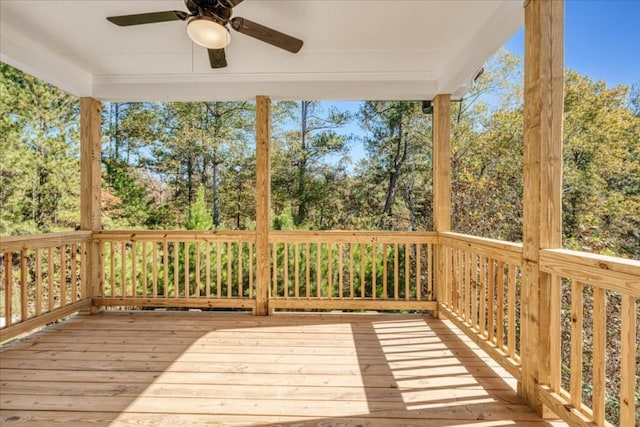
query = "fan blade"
xmin=222 ymin=0 xmax=244 ymax=7
xmin=107 ymin=11 xmax=188 ymax=26
xmin=208 ymin=49 xmax=228 ymax=68
xmin=231 ymin=17 xmax=303 ymax=53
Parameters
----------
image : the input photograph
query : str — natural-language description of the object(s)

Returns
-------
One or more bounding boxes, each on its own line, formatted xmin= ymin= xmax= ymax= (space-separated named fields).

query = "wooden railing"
xmin=0 ymin=231 xmax=92 ymax=341
xmin=539 ymin=249 xmax=640 ymax=427
xmin=2 ymin=229 xmax=638 ymax=426
xmin=269 ymin=231 xmax=437 ymax=311
xmin=92 ymin=231 xmax=256 ymax=310
xmin=438 ymin=232 xmax=524 ymax=379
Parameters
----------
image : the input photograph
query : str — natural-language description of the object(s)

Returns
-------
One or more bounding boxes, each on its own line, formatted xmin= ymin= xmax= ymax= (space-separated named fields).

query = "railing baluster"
xmin=569 ymin=280 xmax=583 ymax=409
xmin=382 ymin=243 xmax=388 ymax=299
xmin=132 ymin=240 xmax=137 ymax=297
xmin=338 ymin=244 xmax=344 ymax=298
xmin=404 ymin=243 xmax=410 ymax=300
xmin=98 ymin=242 xmax=105 ymax=298
xmin=549 ymin=273 xmax=561 ymax=393
xmin=71 ymin=244 xmax=77 ymax=303
xmin=272 ymin=243 xmax=278 ymax=298
xmin=81 ymin=243 xmax=87 ymax=300
xmin=471 ymin=252 xmax=478 ymax=328
xmin=227 ymin=242 xmax=232 ymax=298
xmin=462 ymin=250 xmax=468 ymax=321
xmin=20 ymin=249 xmax=28 ymax=321
xmin=194 ymin=242 xmax=200 ymax=298
xmin=216 ymin=242 xmax=222 ymax=298
xmin=152 ymin=242 xmax=159 ymax=298
xmin=48 ymin=247 xmax=54 ymax=311
xmin=479 ymin=255 xmax=486 ymax=336
xmin=183 ymin=241 xmax=189 ymax=299
xmin=360 ymin=243 xmax=366 ymax=299
xmin=487 ymin=258 xmax=495 ymax=342
xmin=163 ymin=240 xmax=169 ymax=298
xmin=238 ymin=242 xmax=243 ymax=299
xmin=328 ymin=243 xmax=333 ymax=299
xmin=36 ymin=248 xmax=42 ymax=315
xmin=173 ymin=242 xmax=180 ymax=298
xmin=120 ymin=241 xmax=126 ymax=298
xmin=348 ymin=243 xmax=354 ymax=299
xmin=416 ymin=244 xmax=422 ymax=301
xmin=249 ymin=242 xmax=254 ymax=298
xmin=205 ymin=241 xmax=211 ymax=298
xmin=317 ymin=243 xmax=323 ymax=298
xmin=507 ymin=263 xmax=516 ymax=358
xmin=427 ymin=243 xmax=433 ymax=301
xmin=5 ymin=252 xmax=13 ymax=326
xmin=142 ymin=242 xmax=148 ymax=298
xmin=620 ymin=294 xmax=636 ymax=427
xmin=393 ymin=243 xmax=399 ymax=300
xmin=283 ymin=242 xmax=289 ymax=298
xmin=109 ymin=242 xmax=115 ymax=298
xmin=496 ymin=261 xmax=504 ymax=350
xmin=371 ymin=244 xmax=376 ymax=300
xmin=293 ymin=243 xmax=299 ymax=298
xmin=591 ymin=287 xmax=605 ymax=426
xmin=60 ymin=246 xmax=67 ymax=308
xmin=452 ymin=248 xmax=458 ymax=310
xmin=305 ymin=243 xmax=311 ymax=299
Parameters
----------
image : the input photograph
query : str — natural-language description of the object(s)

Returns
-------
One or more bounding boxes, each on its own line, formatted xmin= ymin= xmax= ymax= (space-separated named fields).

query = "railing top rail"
xmin=439 ymin=232 xmax=523 ymax=251
xmin=0 ymin=231 xmax=91 ymax=252
xmin=92 ymin=230 xmax=257 ymax=242
xmin=540 ymin=248 xmax=640 ymax=297
xmin=541 ymin=248 xmax=640 ymax=275
xmin=439 ymin=232 xmax=523 ymax=265
xmin=269 ymin=230 xmax=437 ymax=244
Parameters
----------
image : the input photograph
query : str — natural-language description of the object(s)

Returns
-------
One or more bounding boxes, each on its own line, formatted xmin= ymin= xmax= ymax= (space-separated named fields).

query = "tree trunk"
xmin=186 ymin=154 xmax=194 ymax=217
xmin=212 ymin=159 xmax=220 ymax=227
xmin=380 ymin=118 xmax=408 ymax=229
xmin=296 ymin=101 xmax=310 ymax=226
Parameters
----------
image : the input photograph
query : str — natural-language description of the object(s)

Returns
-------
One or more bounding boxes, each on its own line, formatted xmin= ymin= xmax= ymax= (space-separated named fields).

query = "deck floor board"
xmin=1 ymin=312 xmax=567 ymax=426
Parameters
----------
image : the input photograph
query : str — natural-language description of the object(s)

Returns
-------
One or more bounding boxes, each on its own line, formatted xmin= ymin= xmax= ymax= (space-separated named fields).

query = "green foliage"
xmin=0 ymin=62 xmax=80 ymax=235
xmin=271 ymin=101 xmax=353 ymax=228
xmin=562 ymin=72 xmax=640 ymax=257
xmin=2 ymin=54 xmax=638 ymax=262
xmin=185 ymin=186 xmax=213 ymax=230
xmin=358 ymin=101 xmax=432 ymax=230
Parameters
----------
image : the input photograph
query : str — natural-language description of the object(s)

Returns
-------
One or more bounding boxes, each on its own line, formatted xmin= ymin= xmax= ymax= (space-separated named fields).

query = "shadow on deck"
xmin=0 ymin=312 xmax=566 ymax=426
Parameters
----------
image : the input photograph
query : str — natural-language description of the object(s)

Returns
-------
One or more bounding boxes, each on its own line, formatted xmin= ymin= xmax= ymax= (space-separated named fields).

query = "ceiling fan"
xmin=107 ymin=0 xmax=303 ymax=69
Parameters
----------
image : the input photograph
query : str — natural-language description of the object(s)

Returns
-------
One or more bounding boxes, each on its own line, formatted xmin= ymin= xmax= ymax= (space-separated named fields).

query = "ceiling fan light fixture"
xmin=187 ymin=16 xmax=230 ymax=49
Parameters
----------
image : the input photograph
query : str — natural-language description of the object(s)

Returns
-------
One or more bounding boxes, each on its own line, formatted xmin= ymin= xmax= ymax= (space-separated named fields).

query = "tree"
xmin=273 ymin=101 xmax=351 ymax=227
xmin=151 ymin=101 xmax=254 ymax=229
xmin=358 ymin=101 xmax=430 ymax=230
xmin=0 ymin=62 xmax=80 ymax=234
xmin=562 ymin=71 xmax=640 ymax=257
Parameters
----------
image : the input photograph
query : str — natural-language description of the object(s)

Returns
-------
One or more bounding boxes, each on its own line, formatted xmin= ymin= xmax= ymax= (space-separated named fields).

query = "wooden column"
xmin=80 ymin=97 xmax=102 ymax=312
xmin=521 ymin=0 xmax=564 ymax=415
xmin=433 ymin=94 xmax=451 ymax=316
xmin=255 ymin=96 xmax=271 ymax=316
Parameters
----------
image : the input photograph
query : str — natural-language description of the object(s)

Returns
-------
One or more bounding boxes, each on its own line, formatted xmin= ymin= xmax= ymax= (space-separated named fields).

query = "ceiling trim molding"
xmin=438 ymin=0 xmax=522 ymax=99
xmin=0 ymin=20 xmax=92 ymax=96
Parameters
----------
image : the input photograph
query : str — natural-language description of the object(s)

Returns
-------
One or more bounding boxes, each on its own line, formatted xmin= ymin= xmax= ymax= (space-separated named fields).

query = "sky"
xmin=507 ymin=0 xmax=640 ymax=88
xmin=329 ymin=0 xmax=640 ymax=166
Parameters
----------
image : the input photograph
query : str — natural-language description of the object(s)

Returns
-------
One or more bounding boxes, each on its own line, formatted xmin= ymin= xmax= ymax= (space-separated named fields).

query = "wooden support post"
xmin=433 ymin=94 xmax=451 ymax=317
xmin=80 ymin=97 xmax=102 ymax=313
xmin=255 ymin=96 xmax=271 ymax=316
xmin=521 ymin=0 xmax=564 ymax=415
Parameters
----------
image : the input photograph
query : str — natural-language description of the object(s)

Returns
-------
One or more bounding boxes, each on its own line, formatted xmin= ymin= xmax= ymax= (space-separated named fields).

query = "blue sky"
xmin=507 ymin=0 xmax=640 ymax=87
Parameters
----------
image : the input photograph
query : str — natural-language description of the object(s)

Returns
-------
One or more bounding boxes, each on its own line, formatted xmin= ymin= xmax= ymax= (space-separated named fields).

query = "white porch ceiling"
xmin=0 ymin=0 xmax=523 ymax=102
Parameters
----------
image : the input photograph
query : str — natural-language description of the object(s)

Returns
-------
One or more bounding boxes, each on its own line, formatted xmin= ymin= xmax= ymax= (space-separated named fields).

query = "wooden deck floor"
xmin=0 ymin=311 xmax=567 ymax=426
